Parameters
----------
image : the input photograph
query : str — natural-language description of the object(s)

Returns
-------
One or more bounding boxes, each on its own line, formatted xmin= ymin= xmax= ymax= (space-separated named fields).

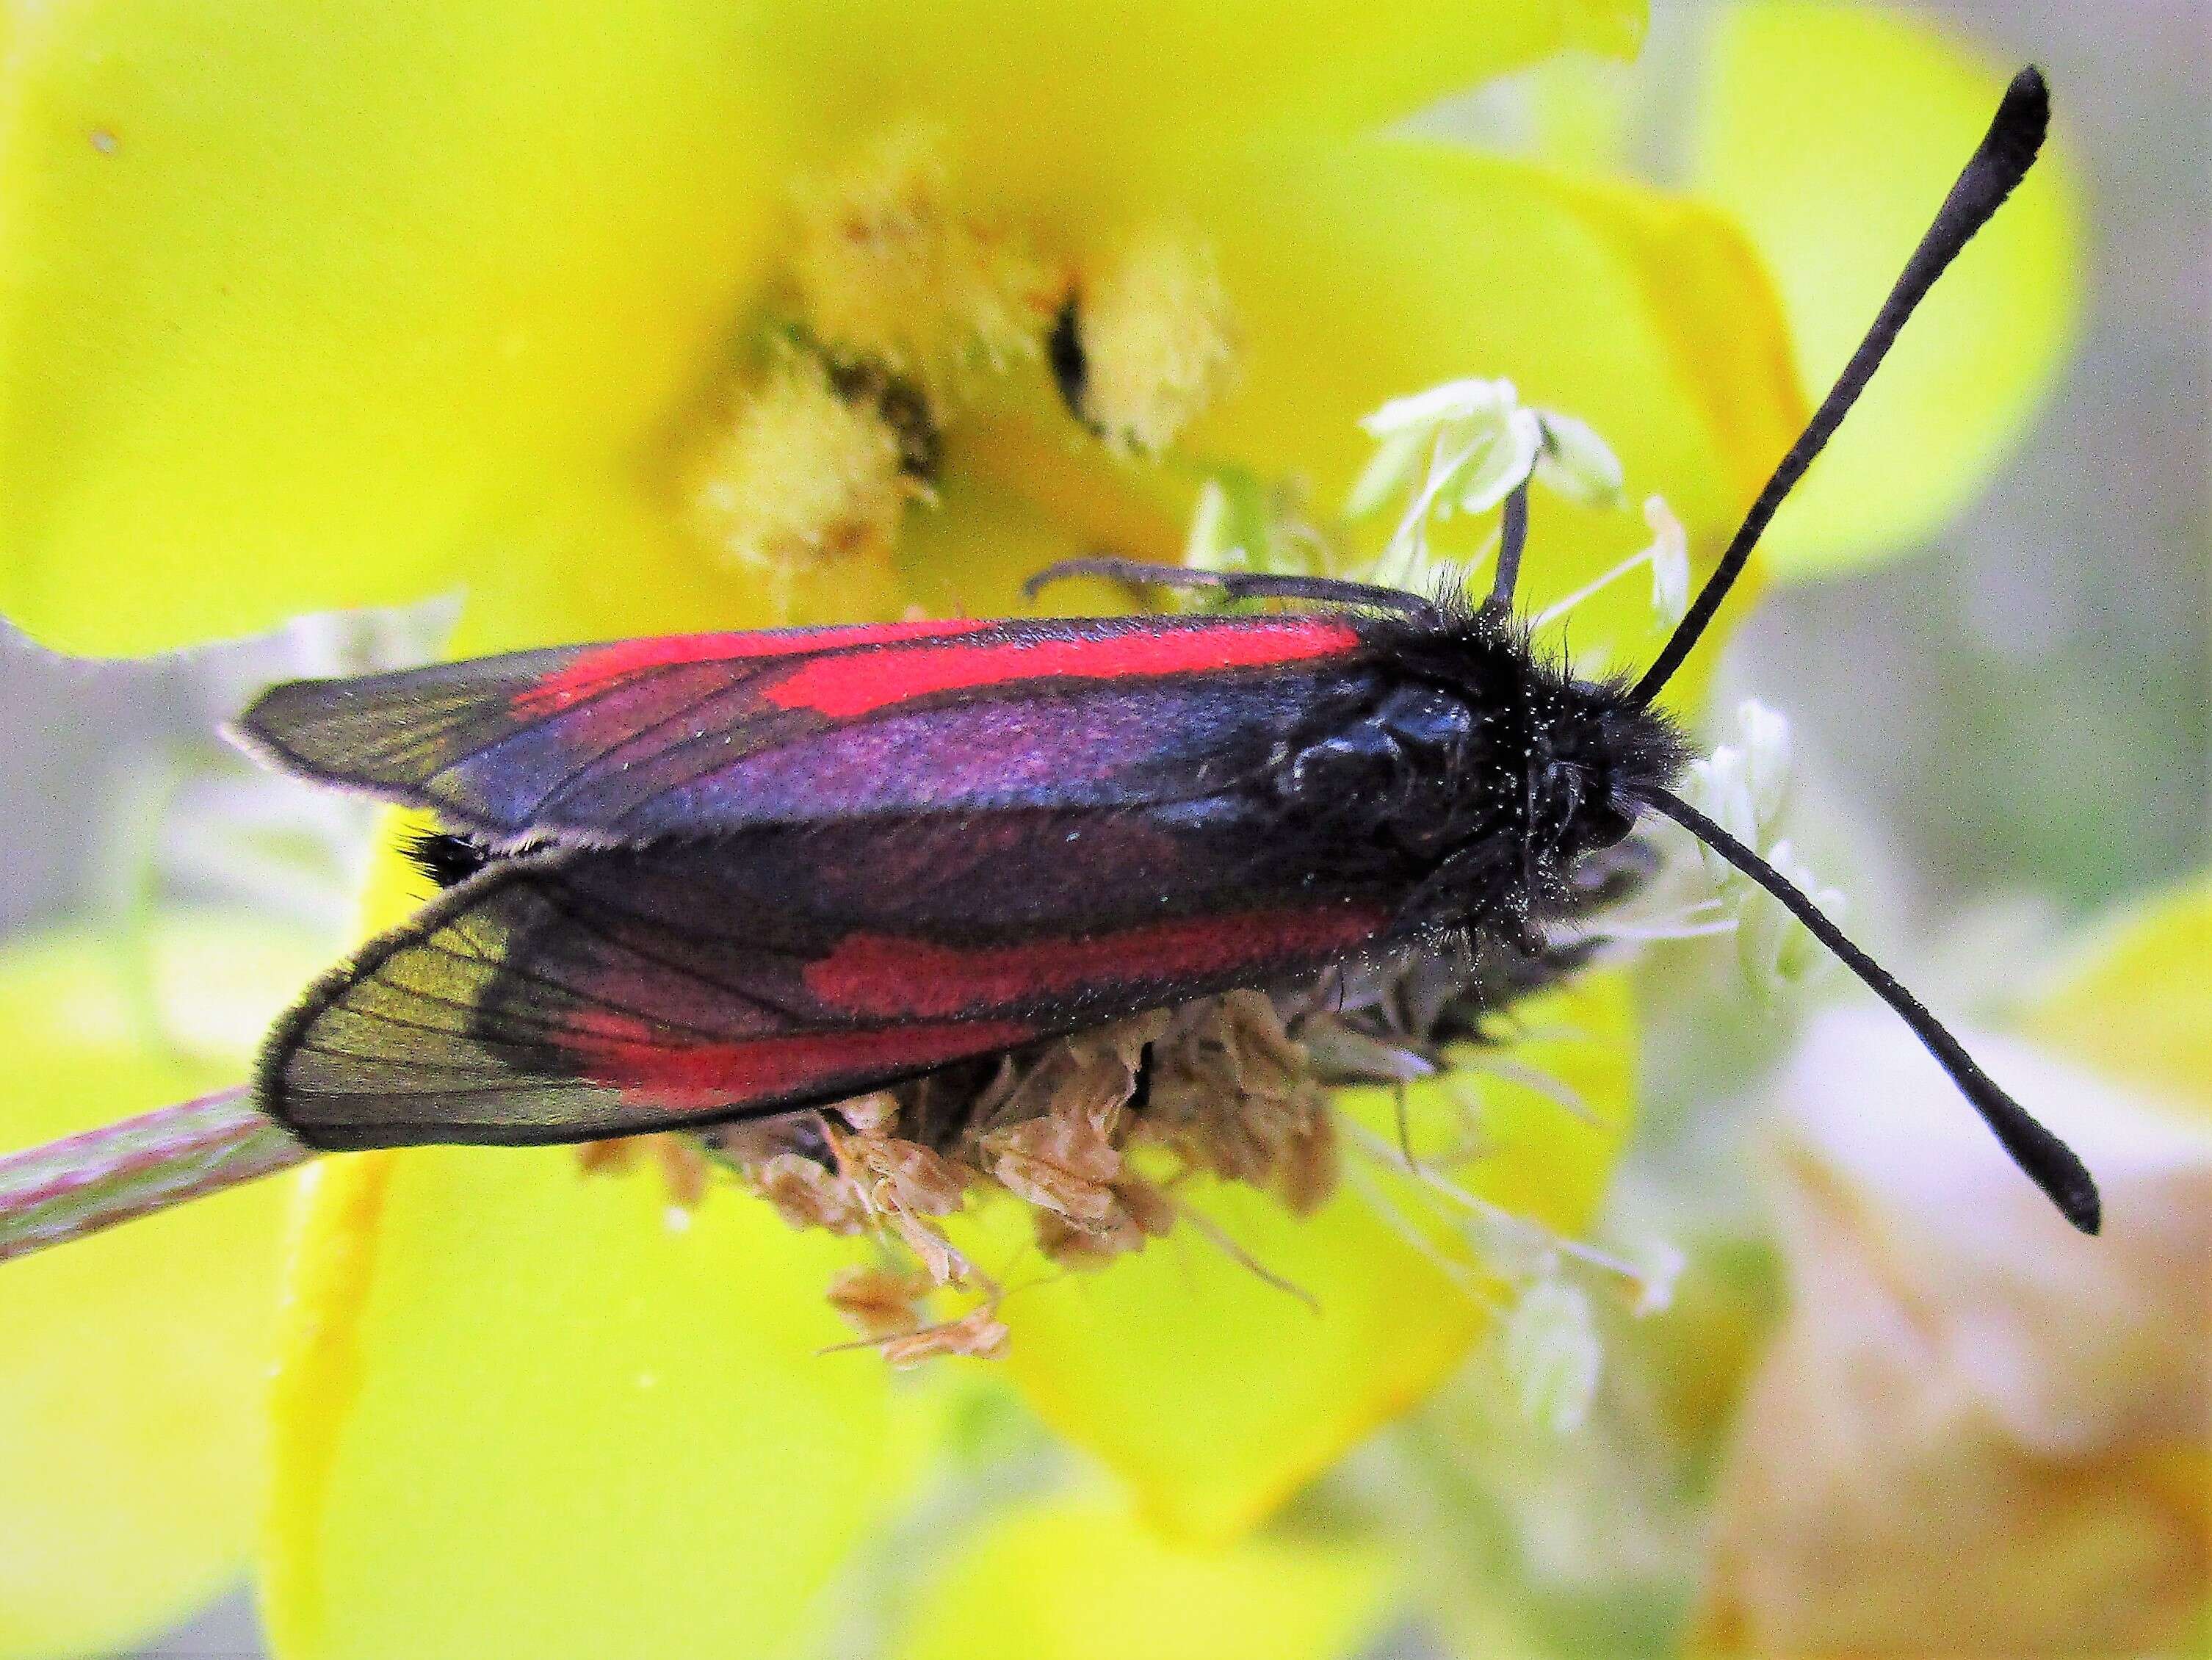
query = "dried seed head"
xmin=834 ymin=1133 xmax=975 ymax=1286
xmin=845 ymin=1135 xmax=970 ymax=1219
xmin=877 ymin=1303 xmax=1012 ymax=1369
xmin=1146 ymin=992 xmax=1337 ymax=1208
xmin=650 ymin=1136 xmax=711 ymax=1210
xmin=983 ymin=1101 xmax=1124 ymax=1224
xmin=574 ymin=1137 xmax=643 ymax=1178
xmin=748 ymin=1151 xmax=869 ymax=1237
xmin=966 ymin=1024 xmax=1152 ymax=1226
xmin=1275 ymin=1107 xmax=1340 ymax=1219
xmin=1033 ymin=1174 xmax=1178 ymax=1267
xmin=646 ymin=902 xmax=1647 ymax=1366
xmin=834 ymin=1090 xmax=905 ymax=1138
xmin=888 ymin=1207 xmax=967 ymax=1288
xmin=574 ymin=1133 xmax=712 ymax=1209
xmin=826 ymin=1264 xmax=935 ymax=1342
xmin=964 ymin=1014 xmax=1160 ymax=1139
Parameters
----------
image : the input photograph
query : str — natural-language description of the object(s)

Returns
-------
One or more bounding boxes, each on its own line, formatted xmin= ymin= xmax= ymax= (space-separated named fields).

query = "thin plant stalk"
xmin=0 ymin=1086 xmax=312 ymax=1263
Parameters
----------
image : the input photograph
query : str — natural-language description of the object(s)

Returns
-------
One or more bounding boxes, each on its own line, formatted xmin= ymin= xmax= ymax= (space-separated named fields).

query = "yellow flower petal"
xmin=893 ymin=1494 xmax=1391 ymax=1660
xmin=0 ymin=0 xmax=793 ymax=655
xmin=904 ymin=384 xmax=1193 ymax=618
xmin=0 ymin=0 xmax=1644 ymax=657
xmin=2020 ymin=870 xmax=2212 ymax=1114
xmin=1166 ymin=137 xmax=1801 ymax=703
xmin=1688 ymin=0 xmax=2083 ymax=578
xmin=924 ymin=152 xmax=1780 ymax=660
xmin=264 ymin=830 xmax=938 ymax=1659
xmin=439 ymin=472 xmax=817 ymax=657
xmin=933 ymin=142 xmax=1803 ymax=715
xmin=765 ymin=0 xmax=1645 ymax=213
xmin=1196 ymin=138 xmax=1797 ymax=588
xmin=973 ymin=974 xmax=1635 ymax=1545
xmin=0 ymin=914 xmax=317 ymax=1659
xmin=262 ymin=1148 xmax=935 ymax=1660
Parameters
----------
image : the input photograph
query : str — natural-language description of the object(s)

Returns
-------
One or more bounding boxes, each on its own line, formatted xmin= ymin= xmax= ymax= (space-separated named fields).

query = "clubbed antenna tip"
xmin=1630 ymin=65 xmax=2053 ymax=705
xmin=1649 ymin=790 xmax=2099 ymax=1235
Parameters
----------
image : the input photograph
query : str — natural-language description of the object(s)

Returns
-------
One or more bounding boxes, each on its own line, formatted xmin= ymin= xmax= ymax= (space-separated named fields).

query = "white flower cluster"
xmin=1349 ymin=378 xmax=1626 ymax=522
xmin=1687 ymin=701 xmax=1844 ymax=991
xmin=1342 ymin=378 xmax=1685 ymax=627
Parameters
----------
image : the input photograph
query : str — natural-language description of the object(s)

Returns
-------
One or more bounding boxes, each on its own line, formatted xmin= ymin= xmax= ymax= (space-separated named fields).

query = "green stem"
xmin=0 ymin=1087 xmax=314 ymax=1263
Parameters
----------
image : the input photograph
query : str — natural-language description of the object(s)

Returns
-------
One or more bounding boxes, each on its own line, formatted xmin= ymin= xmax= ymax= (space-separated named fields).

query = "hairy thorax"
xmin=1270 ymin=617 xmax=1688 ymax=930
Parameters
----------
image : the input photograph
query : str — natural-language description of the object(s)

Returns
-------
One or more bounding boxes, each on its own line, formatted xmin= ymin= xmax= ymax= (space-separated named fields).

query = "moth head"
xmin=1529 ymin=676 xmax=1691 ymax=868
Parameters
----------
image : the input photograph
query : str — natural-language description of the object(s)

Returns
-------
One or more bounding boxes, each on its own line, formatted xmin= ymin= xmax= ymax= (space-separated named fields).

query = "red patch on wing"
xmin=762 ymin=618 xmax=1364 ymax=718
xmin=562 ymin=1012 xmax=1033 ymax=1102
xmin=517 ymin=618 xmax=993 ymax=715
xmin=803 ymin=906 xmax=1389 ymax=1020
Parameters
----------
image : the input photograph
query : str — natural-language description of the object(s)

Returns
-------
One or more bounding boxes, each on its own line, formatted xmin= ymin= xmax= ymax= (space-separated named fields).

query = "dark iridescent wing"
xmin=261 ymin=809 xmax=1403 ymax=1149
xmin=234 ymin=613 xmax=1378 ymax=847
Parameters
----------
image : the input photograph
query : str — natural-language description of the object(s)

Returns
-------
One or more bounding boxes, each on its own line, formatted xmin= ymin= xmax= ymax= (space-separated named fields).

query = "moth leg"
xmin=1564 ymin=835 xmax=1661 ymax=910
xmin=1023 ymin=557 xmax=1441 ymax=622
xmin=1128 ymin=1041 xmax=1157 ymax=1114
xmin=1484 ymin=479 xmax=1532 ymax=612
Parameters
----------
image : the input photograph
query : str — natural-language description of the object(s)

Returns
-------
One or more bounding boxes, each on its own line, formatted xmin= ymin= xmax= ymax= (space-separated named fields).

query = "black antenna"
xmin=1630 ymin=66 xmax=2051 ymax=706
xmin=1647 ymin=789 xmax=2100 ymax=1235
xmin=1489 ymin=480 xmax=1531 ymax=608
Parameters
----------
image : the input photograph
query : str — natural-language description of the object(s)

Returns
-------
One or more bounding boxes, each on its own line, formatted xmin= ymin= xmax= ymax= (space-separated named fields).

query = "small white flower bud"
xmin=1738 ymin=839 xmax=1845 ymax=991
xmin=1503 ymin=1278 xmax=1602 ymax=1435
xmin=1533 ymin=411 xmax=1626 ymax=508
xmin=1688 ymin=746 xmax=1759 ymax=890
xmin=1627 ymin=1236 xmax=1687 ymax=1318
xmin=1453 ymin=405 xmax=1544 ymax=515
xmin=1344 ymin=426 xmax=1431 ymax=519
xmin=1358 ymin=375 xmax=1517 ymax=438
xmin=1182 ymin=477 xmax=1248 ymax=573
xmin=1643 ymin=495 xmax=1690 ymax=623
xmin=1734 ymin=699 xmax=1795 ymax=823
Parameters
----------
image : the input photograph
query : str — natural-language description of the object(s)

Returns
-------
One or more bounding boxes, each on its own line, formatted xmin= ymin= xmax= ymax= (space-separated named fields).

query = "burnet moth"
xmin=231 ymin=68 xmax=2100 ymax=1235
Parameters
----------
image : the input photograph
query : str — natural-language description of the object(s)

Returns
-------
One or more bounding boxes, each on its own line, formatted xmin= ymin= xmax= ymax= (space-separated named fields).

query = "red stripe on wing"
xmin=562 ymin=1012 xmax=1034 ymax=1101
xmin=762 ymin=617 xmax=1365 ymax=718
xmin=516 ymin=618 xmax=994 ymax=714
xmin=803 ymin=905 xmax=1390 ymax=1020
